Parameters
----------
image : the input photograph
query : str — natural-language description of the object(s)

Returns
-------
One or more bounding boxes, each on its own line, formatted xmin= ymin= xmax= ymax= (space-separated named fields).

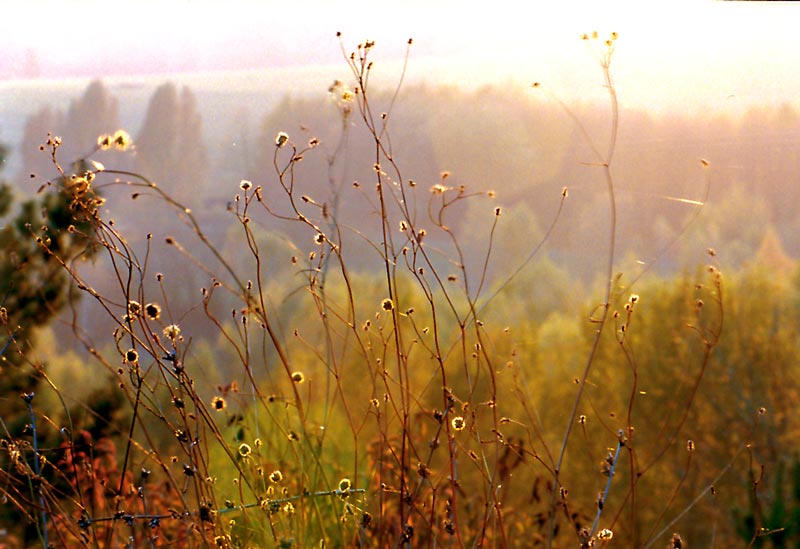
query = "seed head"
xmin=211 ymin=396 xmax=227 ymax=412
xmin=145 ymin=303 xmax=161 ymax=320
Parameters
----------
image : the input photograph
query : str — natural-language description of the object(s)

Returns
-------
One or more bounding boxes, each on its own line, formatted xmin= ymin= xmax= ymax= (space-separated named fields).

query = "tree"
xmin=0 ymin=140 xmax=98 ymax=425
xmin=135 ymin=83 xmax=208 ymax=206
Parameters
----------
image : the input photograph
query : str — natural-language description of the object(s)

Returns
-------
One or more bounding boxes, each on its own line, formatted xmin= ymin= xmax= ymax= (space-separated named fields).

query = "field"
xmin=1 ymin=32 xmax=800 ymax=547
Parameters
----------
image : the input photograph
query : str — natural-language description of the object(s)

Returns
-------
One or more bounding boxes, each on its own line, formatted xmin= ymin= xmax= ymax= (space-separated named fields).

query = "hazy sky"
xmin=1 ymin=0 xmax=798 ymax=112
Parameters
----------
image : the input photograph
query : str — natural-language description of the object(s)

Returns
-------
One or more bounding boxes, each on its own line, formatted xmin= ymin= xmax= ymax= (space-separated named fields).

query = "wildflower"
xmin=291 ymin=371 xmax=305 ymax=383
xmin=597 ymin=528 xmax=613 ymax=541
xmin=275 ymin=131 xmax=289 ymax=147
xmin=239 ymin=179 xmax=252 ymax=191
xmin=97 ymin=134 xmax=113 ymax=150
xmin=112 ymin=129 xmax=131 ymax=151
xmin=163 ymin=324 xmax=181 ymax=340
xmin=125 ymin=349 xmax=138 ymax=363
xmin=211 ymin=396 xmax=226 ymax=412
xmin=451 ymin=416 xmax=465 ymax=431
xmin=269 ymin=470 xmax=283 ymax=483
xmin=238 ymin=443 xmax=252 ymax=458
xmin=145 ymin=303 xmax=161 ymax=320
xmin=381 ymin=298 xmax=394 ymax=312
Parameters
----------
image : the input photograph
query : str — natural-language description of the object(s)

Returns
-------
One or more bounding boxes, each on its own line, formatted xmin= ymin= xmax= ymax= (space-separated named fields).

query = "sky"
xmin=0 ymin=0 xmax=798 ymax=112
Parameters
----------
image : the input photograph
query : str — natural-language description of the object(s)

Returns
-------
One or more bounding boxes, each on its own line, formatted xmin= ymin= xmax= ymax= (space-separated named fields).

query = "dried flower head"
xmin=291 ymin=371 xmax=305 ymax=383
xmin=145 ymin=303 xmax=161 ymax=320
xmin=163 ymin=324 xmax=181 ymax=340
xmin=113 ymin=129 xmax=132 ymax=151
xmin=338 ymin=478 xmax=352 ymax=492
xmin=97 ymin=134 xmax=113 ymax=150
xmin=238 ymin=443 xmax=251 ymax=458
xmin=239 ymin=179 xmax=252 ymax=191
xmin=451 ymin=416 xmax=466 ymax=431
xmin=269 ymin=470 xmax=283 ymax=483
xmin=275 ymin=131 xmax=289 ymax=147
xmin=597 ymin=528 xmax=613 ymax=541
xmin=211 ymin=396 xmax=227 ymax=412
xmin=125 ymin=349 xmax=138 ymax=363
xmin=128 ymin=301 xmax=142 ymax=316
xmin=381 ymin=298 xmax=394 ymax=312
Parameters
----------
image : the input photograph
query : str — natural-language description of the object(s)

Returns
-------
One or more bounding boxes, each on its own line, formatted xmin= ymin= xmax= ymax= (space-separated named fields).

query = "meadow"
xmin=1 ymin=32 xmax=799 ymax=548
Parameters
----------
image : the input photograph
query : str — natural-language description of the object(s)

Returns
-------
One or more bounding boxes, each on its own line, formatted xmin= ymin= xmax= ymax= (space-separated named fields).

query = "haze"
xmin=1 ymin=0 xmax=798 ymax=113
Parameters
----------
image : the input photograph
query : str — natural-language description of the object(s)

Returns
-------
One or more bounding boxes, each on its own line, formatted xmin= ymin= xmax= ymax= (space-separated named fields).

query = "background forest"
xmin=1 ymin=32 xmax=800 ymax=547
